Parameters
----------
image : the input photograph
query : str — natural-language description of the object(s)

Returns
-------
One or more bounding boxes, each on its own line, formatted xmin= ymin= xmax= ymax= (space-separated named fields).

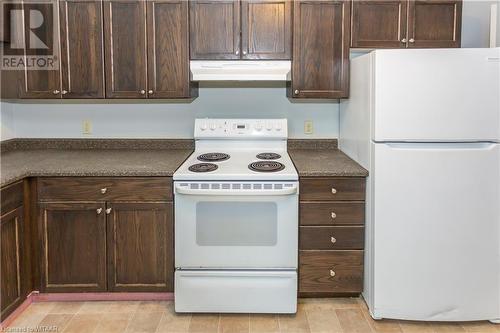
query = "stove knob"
xmin=255 ymin=123 xmax=263 ymax=131
xmin=200 ymin=123 xmax=208 ymax=131
xmin=274 ymin=123 xmax=282 ymax=131
xmin=266 ymin=122 xmax=273 ymax=131
xmin=210 ymin=123 xmax=217 ymax=131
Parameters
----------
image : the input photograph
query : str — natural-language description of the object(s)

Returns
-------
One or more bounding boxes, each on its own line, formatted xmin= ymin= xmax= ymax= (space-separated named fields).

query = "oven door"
xmin=174 ymin=182 xmax=298 ymax=269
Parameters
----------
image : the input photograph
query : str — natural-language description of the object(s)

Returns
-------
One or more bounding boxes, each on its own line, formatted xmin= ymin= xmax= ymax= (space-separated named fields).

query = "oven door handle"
xmin=175 ymin=185 xmax=298 ymax=196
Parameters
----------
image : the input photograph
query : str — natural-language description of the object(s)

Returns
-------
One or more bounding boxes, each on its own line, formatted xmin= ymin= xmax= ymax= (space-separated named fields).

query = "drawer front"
xmin=1 ymin=181 xmax=24 ymax=215
xmin=38 ymin=177 xmax=172 ymax=201
xmin=300 ymin=226 xmax=364 ymax=250
xmin=300 ymin=178 xmax=366 ymax=201
xmin=299 ymin=250 xmax=363 ymax=293
xmin=300 ymin=202 xmax=365 ymax=225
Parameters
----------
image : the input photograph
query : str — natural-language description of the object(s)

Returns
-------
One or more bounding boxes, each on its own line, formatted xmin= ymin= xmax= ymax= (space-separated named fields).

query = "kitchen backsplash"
xmin=0 ymin=83 xmax=339 ymax=140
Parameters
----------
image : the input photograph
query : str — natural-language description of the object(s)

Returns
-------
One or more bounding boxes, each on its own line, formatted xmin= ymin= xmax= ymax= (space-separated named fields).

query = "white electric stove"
xmin=173 ymin=119 xmax=299 ymax=314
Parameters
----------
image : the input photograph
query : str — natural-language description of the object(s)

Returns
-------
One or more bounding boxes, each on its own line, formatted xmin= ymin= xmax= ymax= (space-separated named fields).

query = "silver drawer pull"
xmin=330 ymin=237 xmax=337 ymax=244
xmin=100 ymin=188 xmax=107 ymax=194
xmin=331 ymin=212 xmax=337 ymax=219
xmin=96 ymin=208 xmax=103 ymax=214
xmin=331 ymin=188 xmax=337 ymax=194
xmin=330 ymin=270 xmax=336 ymax=277
xmin=105 ymin=208 xmax=112 ymax=214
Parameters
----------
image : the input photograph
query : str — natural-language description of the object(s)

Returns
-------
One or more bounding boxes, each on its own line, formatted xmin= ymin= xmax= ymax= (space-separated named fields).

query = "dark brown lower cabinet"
xmin=1 ymin=207 xmax=26 ymax=320
xmin=39 ymin=202 xmax=107 ymax=292
xmin=107 ymin=202 xmax=173 ymax=292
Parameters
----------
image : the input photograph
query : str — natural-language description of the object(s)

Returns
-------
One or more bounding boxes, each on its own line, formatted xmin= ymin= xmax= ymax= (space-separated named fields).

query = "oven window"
xmin=196 ymin=202 xmax=278 ymax=246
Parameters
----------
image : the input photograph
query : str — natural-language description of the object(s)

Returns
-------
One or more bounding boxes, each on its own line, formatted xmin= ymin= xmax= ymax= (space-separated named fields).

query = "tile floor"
xmin=5 ymin=298 xmax=500 ymax=333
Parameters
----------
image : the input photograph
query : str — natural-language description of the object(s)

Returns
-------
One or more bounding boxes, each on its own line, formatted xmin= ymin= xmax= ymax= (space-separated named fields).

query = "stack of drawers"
xmin=298 ymin=177 xmax=366 ymax=297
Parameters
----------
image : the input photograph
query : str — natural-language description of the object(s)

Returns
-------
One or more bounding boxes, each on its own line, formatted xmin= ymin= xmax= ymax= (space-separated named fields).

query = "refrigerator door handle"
xmin=383 ymin=142 xmax=498 ymax=150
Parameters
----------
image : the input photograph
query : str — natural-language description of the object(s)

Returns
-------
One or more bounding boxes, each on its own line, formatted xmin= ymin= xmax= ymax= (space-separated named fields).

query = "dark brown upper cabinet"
xmin=190 ymin=0 xmax=291 ymax=60
xmin=290 ymin=1 xmax=350 ymax=99
xmin=408 ymin=0 xmax=462 ymax=48
xmin=104 ymin=0 xmax=148 ymax=98
xmin=351 ymin=0 xmax=407 ymax=48
xmin=104 ymin=0 xmax=195 ymax=99
xmin=18 ymin=1 xmax=105 ymax=98
xmin=18 ymin=2 xmax=61 ymax=98
xmin=147 ymin=0 xmax=194 ymax=98
xmin=190 ymin=0 xmax=241 ymax=59
xmin=241 ymin=0 xmax=292 ymax=59
xmin=60 ymin=0 xmax=105 ymax=98
xmin=351 ymin=0 xmax=462 ymax=49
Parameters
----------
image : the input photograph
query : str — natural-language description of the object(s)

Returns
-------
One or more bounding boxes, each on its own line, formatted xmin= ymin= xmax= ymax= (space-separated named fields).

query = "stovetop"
xmin=174 ymin=149 xmax=298 ymax=181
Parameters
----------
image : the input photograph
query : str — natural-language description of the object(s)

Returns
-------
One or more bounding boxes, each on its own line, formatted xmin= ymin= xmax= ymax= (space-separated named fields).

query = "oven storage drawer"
xmin=299 ymin=251 xmax=363 ymax=294
xmin=300 ymin=178 xmax=366 ymax=201
xmin=300 ymin=226 xmax=364 ymax=250
xmin=175 ymin=270 xmax=297 ymax=313
xmin=38 ymin=177 xmax=172 ymax=201
xmin=300 ymin=202 xmax=365 ymax=225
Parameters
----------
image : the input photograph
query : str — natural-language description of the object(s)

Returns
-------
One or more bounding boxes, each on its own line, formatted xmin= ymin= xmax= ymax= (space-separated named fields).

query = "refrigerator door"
xmin=371 ymin=142 xmax=500 ymax=321
xmin=372 ymin=48 xmax=500 ymax=142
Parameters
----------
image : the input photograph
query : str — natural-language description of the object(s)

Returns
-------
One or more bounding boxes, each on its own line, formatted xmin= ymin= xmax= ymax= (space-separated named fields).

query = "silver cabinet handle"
xmin=330 ymin=270 xmax=336 ymax=277
xmin=61 ymin=90 xmax=68 ymax=95
xmin=294 ymin=90 xmax=299 ymax=95
xmin=148 ymin=90 xmax=153 ymax=94
xmin=409 ymin=38 xmax=415 ymax=43
xmin=140 ymin=90 xmax=146 ymax=94
xmin=105 ymin=208 xmax=112 ymax=214
xmin=100 ymin=188 xmax=107 ymax=194
xmin=235 ymin=50 xmax=239 ymax=55
xmin=330 ymin=237 xmax=337 ymax=244
xmin=331 ymin=188 xmax=337 ymax=194
xmin=53 ymin=90 xmax=60 ymax=94
xmin=331 ymin=212 xmax=337 ymax=219
xmin=401 ymin=38 xmax=407 ymax=43
xmin=96 ymin=208 xmax=103 ymax=214
xmin=242 ymin=50 xmax=247 ymax=55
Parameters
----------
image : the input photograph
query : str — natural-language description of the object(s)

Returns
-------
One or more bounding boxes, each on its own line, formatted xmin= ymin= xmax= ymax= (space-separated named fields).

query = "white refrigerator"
xmin=340 ymin=48 xmax=500 ymax=322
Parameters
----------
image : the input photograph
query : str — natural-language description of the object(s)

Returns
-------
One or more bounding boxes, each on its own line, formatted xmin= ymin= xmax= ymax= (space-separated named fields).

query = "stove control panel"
xmin=195 ymin=118 xmax=288 ymax=139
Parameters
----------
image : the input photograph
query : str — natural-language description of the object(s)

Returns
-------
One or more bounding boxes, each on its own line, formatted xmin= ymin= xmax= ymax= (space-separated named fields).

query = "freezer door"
xmin=372 ymin=48 xmax=500 ymax=142
xmin=371 ymin=142 xmax=500 ymax=321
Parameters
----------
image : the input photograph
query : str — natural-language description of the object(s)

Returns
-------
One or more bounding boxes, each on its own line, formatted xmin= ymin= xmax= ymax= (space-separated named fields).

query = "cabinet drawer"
xmin=300 ymin=178 xmax=365 ymax=201
xmin=299 ymin=250 xmax=363 ymax=294
xmin=38 ymin=177 xmax=172 ymax=201
xmin=300 ymin=202 xmax=364 ymax=225
xmin=300 ymin=226 xmax=364 ymax=250
xmin=1 ymin=181 xmax=24 ymax=215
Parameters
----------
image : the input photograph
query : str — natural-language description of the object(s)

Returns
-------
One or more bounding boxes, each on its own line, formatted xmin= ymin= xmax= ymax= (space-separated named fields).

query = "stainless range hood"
xmin=190 ymin=61 xmax=291 ymax=81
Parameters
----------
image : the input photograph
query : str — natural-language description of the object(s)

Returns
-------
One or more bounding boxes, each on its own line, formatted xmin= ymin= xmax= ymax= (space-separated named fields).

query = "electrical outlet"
xmin=304 ymin=120 xmax=313 ymax=134
xmin=82 ymin=120 xmax=92 ymax=135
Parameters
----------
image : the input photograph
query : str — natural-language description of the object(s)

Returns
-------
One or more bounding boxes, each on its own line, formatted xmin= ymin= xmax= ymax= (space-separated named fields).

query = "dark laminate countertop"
xmin=0 ymin=139 xmax=367 ymax=187
xmin=0 ymin=139 xmax=194 ymax=187
xmin=288 ymin=140 xmax=368 ymax=177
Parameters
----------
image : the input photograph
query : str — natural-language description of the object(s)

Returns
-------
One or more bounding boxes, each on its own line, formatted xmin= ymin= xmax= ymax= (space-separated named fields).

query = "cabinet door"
xmin=147 ymin=0 xmax=192 ymax=98
xmin=18 ymin=2 xmax=61 ymax=99
xmin=291 ymin=1 xmax=350 ymax=99
xmin=1 ymin=207 xmax=25 ymax=320
xmin=241 ymin=0 xmax=291 ymax=59
xmin=351 ymin=0 xmax=407 ymax=48
xmin=59 ymin=0 xmax=105 ymax=98
xmin=107 ymin=202 xmax=173 ymax=292
xmin=104 ymin=0 xmax=147 ymax=98
xmin=190 ymin=0 xmax=240 ymax=60
xmin=407 ymin=0 xmax=462 ymax=48
xmin=40 ymin=202 xmax=107 ymax=292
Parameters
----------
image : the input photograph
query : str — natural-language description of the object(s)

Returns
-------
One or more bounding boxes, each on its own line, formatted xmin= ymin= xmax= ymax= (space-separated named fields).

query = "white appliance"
xmin=190 ymin=61 xmax=291 ymax=81
xmin=173 ymin=118 xmax=298 ymax=313
xmin=340 ymin=48 xmax=500 ymax=322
